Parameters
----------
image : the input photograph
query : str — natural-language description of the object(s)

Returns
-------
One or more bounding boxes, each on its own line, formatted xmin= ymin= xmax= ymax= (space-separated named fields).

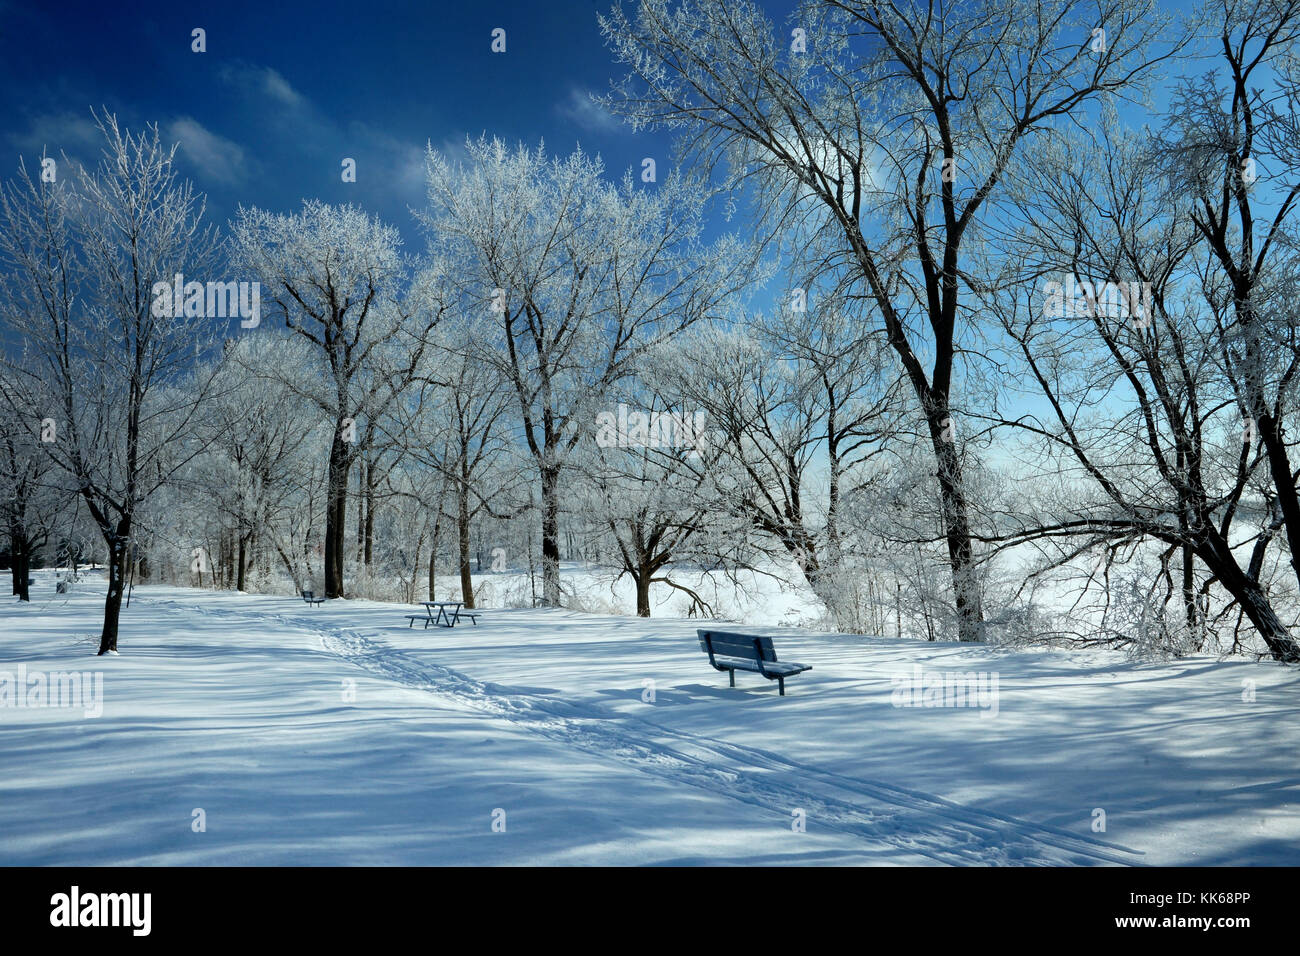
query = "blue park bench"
xmin=301 ymin=589 xmax=325 ymax=606
xmin=697 ymin=629 xmax=812 ymax=696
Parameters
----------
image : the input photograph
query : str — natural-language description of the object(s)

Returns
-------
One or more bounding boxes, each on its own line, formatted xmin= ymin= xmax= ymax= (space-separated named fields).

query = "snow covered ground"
xmin=2 ymin=570 xmax=1298 ymax=866
xmin=349 ymin=558 xmax=827 ymax=625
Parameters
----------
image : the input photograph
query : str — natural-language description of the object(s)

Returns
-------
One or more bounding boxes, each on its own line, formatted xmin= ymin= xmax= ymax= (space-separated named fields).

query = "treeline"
xmin=4 ymin=0 xmax=1300 ymax=664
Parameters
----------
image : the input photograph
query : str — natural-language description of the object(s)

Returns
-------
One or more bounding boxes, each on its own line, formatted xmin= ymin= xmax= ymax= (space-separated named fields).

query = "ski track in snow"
xmin=149 ymin=595 xmax=1146 ymax=866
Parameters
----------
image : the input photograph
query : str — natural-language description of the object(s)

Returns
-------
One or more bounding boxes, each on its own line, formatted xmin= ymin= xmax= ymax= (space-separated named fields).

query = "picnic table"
xmin=406 ymin=601 xmax=480 ymax=629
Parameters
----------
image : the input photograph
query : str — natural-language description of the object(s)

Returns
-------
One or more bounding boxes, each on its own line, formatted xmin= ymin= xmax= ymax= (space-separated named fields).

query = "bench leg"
xmin=729 ymin=669 xmax=735 ymax=688
xmin=778 ymin=677 xmax=785 ymax=696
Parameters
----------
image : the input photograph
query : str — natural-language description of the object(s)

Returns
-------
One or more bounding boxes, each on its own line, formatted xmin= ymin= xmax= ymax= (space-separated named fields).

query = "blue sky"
xmin=0 ymin=0 xmax=763 ymax=244
xmin=0 ymin=0 xmax=1247 ymax=465
xmin=0 ymin=0 xmax=1202 ymax=253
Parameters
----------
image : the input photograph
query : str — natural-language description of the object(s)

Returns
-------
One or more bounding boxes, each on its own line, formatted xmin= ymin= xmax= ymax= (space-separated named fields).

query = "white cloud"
xmin=165 ymin=117 xmax=248 ymax=185
xmin=260 ymin=68 xmax=304 ymax=108
xmin=8 ymin=110 xmax=102 ymax=157
xmin=219 ymin=63 xmax=304 ymax=109
xmin=556 ymin=88 xmax=622 ymax=133
xmin=345 ymin=122 xmax=435 ymax=201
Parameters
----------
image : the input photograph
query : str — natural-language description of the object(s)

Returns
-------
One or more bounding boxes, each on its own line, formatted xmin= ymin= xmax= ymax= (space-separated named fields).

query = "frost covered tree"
xmin=653 ymin=302 xmax=898 ymax=626
xmin=0 ymin=399 xmax=68 ymax=601
xmin=188 ymin=335 xmax=321 ymax=591
xmin=601 ymin=0 xmax=1181 ymax=641
xmin=420 ymin=138 xmax=749 ymax=607
xmin=0 ymin=115 xmax=220 ymax=653
xmin=990 ymin=116 xmax=1300 ymax=661
xmin=232 ymin=202 xmax=449 ymax=599
xmin=381 ymin=316 xmax=522 ymax=609
xmin=1149 ymin=0 xmax=1300 ymax=607
xmin=574 ymin=377 xmax=724 ymax=616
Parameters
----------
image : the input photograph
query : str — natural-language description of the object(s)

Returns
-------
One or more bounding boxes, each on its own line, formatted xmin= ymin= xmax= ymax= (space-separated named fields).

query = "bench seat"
xmin=698 ymin=629 xmax=811 ymax=695
xmin=707 ymin=655 xmax=809 ymax=677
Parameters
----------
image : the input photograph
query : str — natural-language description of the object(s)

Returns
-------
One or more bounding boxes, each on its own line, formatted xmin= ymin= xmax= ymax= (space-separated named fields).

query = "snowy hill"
xmin=2 ymin=573 xmax=1298 ymax=865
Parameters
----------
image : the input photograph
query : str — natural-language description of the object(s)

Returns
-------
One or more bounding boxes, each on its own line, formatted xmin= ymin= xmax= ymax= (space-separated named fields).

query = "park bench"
xmin=697 ymin=629 xmax=812 ymax=696
xmin=301 ymin=589 xmax=325 ymax=607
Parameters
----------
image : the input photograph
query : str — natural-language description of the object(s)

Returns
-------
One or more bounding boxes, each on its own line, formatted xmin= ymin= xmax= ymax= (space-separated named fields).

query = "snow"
xmin=447 ymin=559 xmax=825 ymax=625
xmin=2 ymin=570 xmax=1298 ymax=865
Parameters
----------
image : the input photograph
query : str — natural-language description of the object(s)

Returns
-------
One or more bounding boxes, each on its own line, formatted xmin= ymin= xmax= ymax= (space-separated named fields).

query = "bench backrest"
xmin=698 ymin=629 xmax=778 ymax=662
xmin=302 ymin=590 xmax=314 ymax=599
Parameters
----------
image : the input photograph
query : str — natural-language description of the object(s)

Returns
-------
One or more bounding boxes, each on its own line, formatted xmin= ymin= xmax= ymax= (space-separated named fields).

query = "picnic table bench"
xmin=406 ymin=601 xmax=480 ymax=629
xmin=301 ymin=589 xmax=325 ymax=606
xmin=697 ymin=628 xmax=812 ymax=696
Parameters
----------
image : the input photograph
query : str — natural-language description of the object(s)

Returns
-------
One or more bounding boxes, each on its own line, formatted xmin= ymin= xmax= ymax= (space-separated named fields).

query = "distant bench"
xmin=301 ymin=589 xmax=325 ymax=606
xmin=697 ymin=629 xmax=812 ymax=696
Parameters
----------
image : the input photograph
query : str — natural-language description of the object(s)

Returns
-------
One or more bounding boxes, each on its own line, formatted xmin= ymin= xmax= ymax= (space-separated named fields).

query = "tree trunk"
xmin=355 ymin=457 xmax=366 ymax=565
xmin=236 ymin=534 xmax=248 ymax=592
xmin=826 ymin=405 xmax=842 ymax=568
xmin=527 ymin=525 xmax=537 ymax=605
xmin=324 ymin=426 xmax=351 ymax=599
xmin=1202 ymin=531 xmax=1299 ymax=662
xmin=540 ymin=463 xmax=561 ymax=606
xmin=458 ymin=484 xmax=475 ymax=609
xmin=98 ymin=524 xmax=130 ymax=655
xmin=12 ymin=544 xmax=30 ymax=602
xmin=410 ymin=527 xmax=425 ymax=604
xmin=364 ymin=476 xmax=375 ymax=567
xmin=1181 ymin=541 xmax=1198 ymax=647
xmin=9 ymin=516 xmax=30 ymax=601
xmin=428 ymin=520 xmax=439 ymax=602
xmin=928 ymin=414 xmax=984 ymax=642
xmin=634 ymin=571 xmax=651 ymax=617
xmin=1255 ymin=411 xmax=1300 ymax=596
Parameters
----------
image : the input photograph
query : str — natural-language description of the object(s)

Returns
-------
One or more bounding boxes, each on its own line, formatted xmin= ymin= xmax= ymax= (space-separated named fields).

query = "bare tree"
xmin=0 ymin=115 xmax=220 ymax=652
xmin=1152 ymin=0 xmax=1300 ymax=604
xmin=601 ymin=0 xmax=1180 ymax=640
xmin=421 ymin=138 xmax=749 ymax=606
xmin=575 ymin=383 xmax=721 ymax=616
xmin=651 ymin=300 xmax=898 ymax=625
xmin=0 ymin=404 xmax=67 ymax=601
xmin=189 ymin=335 xmax=321 ymax=592
xmin=987 ymin=119 xmax=1300 ymax=661
xmin=232 ymin=202 xmax=448 ymax=599
xmin=380 ymin=317 xmax=521 ymax=609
